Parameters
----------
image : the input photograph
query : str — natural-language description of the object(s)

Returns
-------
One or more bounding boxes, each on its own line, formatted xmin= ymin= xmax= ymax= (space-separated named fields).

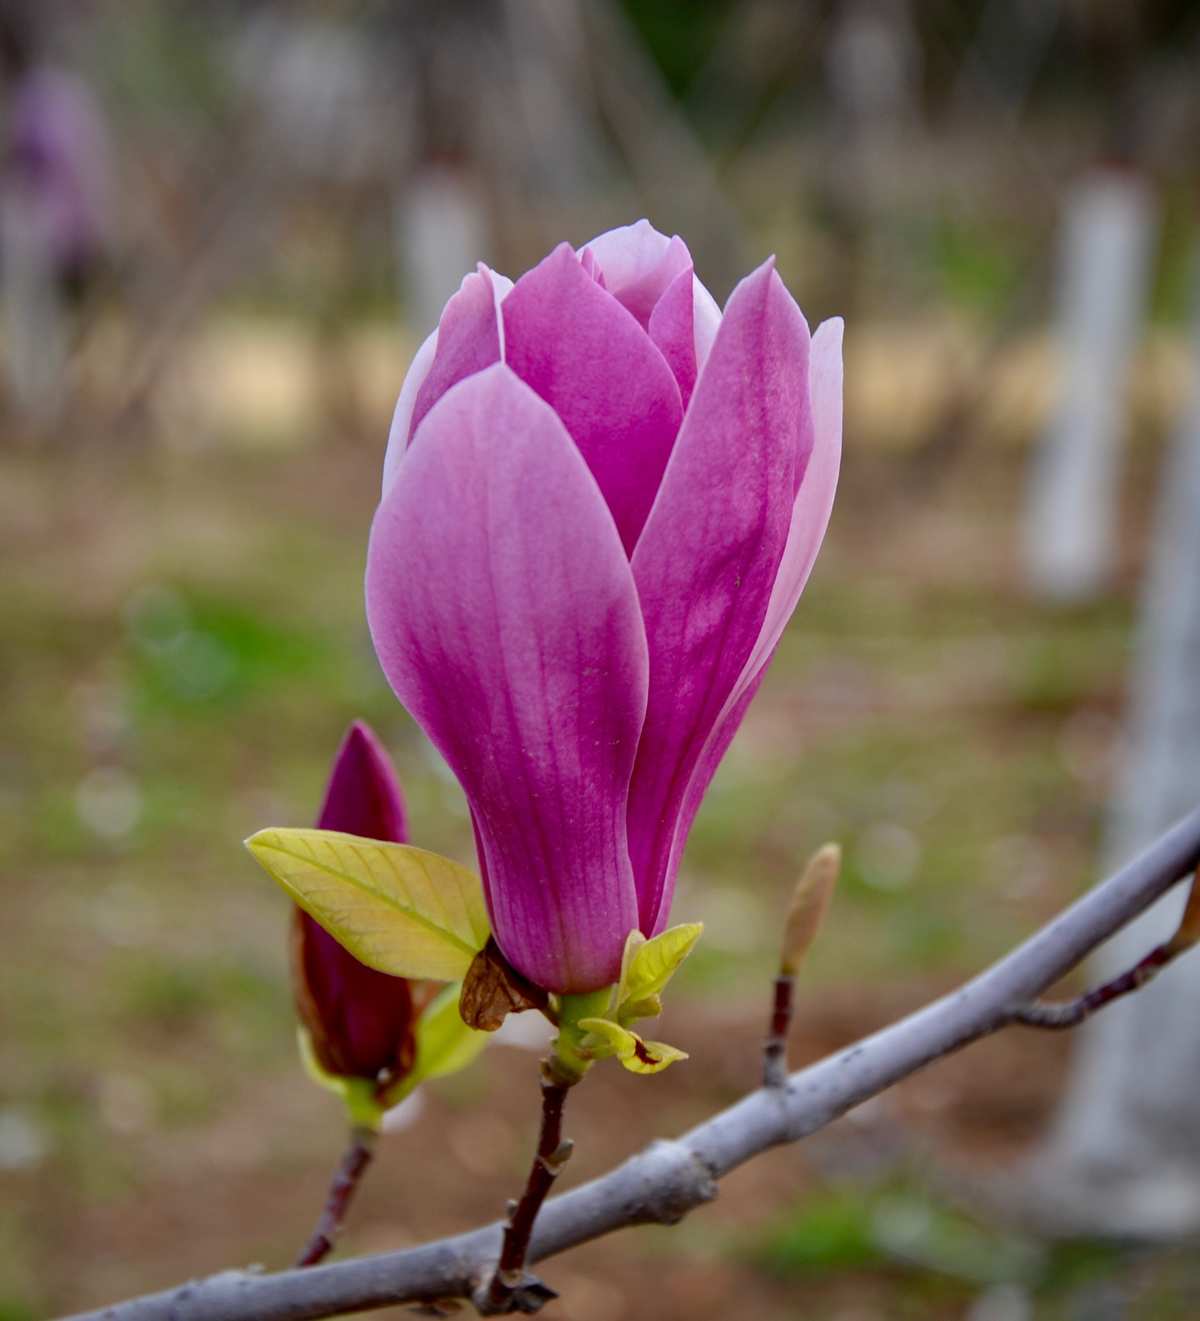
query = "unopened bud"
xmin=780 ymin=843 xmax=841 ymax=976
xmin=292 ymin=721 xmax=423 ymax=1098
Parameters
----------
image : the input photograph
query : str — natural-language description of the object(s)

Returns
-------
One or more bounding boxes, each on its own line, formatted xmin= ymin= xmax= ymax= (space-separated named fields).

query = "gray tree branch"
xmin=63 ymin=802 xmax=1200 ymax=1321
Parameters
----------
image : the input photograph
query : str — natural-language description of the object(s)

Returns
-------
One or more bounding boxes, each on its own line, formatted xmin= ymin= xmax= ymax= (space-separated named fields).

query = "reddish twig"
xmin=479 ymin=1074 xmax=573 ymax=1314
xmin=762 ymin=974 xmax=795 ymax=1088
xmin=1011 ymin=941 xmax=1180 ymax=1029
xmin=295 ymin=1127 xmax=377 ymax=1268
xmin=1013 ymin=866 xmax=1200 ymax=1029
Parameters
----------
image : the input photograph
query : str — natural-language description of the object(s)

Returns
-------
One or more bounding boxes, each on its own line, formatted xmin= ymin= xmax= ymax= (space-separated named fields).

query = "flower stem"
xmin=479 ymin=993 xmax=603 ymax=1313
xmin=482 ymin=1071 xmax=573 ymax=1313
xmin=295 ymin=1126 xmax=377 ymax=1268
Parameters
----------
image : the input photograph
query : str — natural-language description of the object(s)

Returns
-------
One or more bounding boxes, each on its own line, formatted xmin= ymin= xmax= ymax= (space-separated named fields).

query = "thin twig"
xmin=479 ymin=1075 xmax=573 ymax=1314
xmin=1011 ymin=941 xmax=1178 ymax=1029
xmin=57 ymin=803 xmax=1200 ymax=1321
xmin=295 ymin=1127 xmax=377 ymax=1268
xmin=762 ymin=974 xmax=794 ymax=1088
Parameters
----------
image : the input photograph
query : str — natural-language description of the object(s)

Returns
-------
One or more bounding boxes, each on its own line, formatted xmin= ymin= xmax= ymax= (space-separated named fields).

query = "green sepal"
xmin=246 ymin=827 xmax=490 ymax=982
xmin=611 ymin=922 xmax=703 ymax=1025
xmin=576 ymin=1017 xmax=689 ymax=1075
xmin=548 ymin=988 xmax=611 ymax=1084
xmin=382 ymin=984 xmax=490 ymax=1107
xmin=296 ymin=1027 xmax=386 ymax=1131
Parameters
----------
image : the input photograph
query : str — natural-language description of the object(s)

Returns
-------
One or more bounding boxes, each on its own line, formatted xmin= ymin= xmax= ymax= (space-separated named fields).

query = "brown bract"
xmin=459 ymin=936 xmax=551 ymax=1032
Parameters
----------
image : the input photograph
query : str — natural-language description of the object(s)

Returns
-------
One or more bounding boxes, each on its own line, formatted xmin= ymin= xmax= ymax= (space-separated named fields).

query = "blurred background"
xmin=3 ymin=1 xmax=1200 ymax=1318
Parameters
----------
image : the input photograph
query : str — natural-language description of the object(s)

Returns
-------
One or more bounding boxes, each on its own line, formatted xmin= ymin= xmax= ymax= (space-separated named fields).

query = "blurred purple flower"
xmin=367 ymin=220 xmax=843 ymax=994
xmin=293 ymin=721 xmax=426 ymax=1089
xmin=6 ymin=65 xmax=112 ymax=275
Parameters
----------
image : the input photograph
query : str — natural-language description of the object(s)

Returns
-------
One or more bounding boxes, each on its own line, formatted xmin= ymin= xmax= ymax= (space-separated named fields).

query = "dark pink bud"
xmin=293 ymin=722 xmax=425 ymax=1089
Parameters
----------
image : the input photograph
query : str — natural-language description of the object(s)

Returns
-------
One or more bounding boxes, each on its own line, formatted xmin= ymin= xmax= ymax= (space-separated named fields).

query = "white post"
xmin=1023 ymin=169 xmax=1156 ymax=601
xmin=1043 ymin=263 xmax=1200 ymax=1235
xmin=394 ymin=166 xmax=489 ymax=335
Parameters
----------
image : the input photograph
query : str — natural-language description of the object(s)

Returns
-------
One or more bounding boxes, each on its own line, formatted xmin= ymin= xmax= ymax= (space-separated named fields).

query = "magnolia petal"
xmin=501 ymin=243 xmax=683 ymax=554
xmin=648 ymin=264 xmax=698 ymax=409
xmin=627 ymin=260 xmax=811 ymax=932
xmin=579 ymin=246 xmax=607 ymax=287
xmin=648 ymin=318 xmax=843 ymax=931
xmin=582 ymin=220 xmax=693 ymax=327
xmin=366 ymin=364 xmax=649 ymax=993
xmin=738 ymin=316 xmax=842 ymax=689
xmin=382 ymin=329 xmax=437 ymax=498
xmin=692 ymin=274 xmax=722 ymax=370
xmin=409 ymin=266 xmax=503 ymax=445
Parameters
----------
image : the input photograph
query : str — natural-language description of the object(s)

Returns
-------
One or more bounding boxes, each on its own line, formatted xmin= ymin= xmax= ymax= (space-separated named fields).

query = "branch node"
xmin=472 ymin=1270 xmax=558 ymax=1316
xmin=636 ymin=1140 xmax=719 ymax=1226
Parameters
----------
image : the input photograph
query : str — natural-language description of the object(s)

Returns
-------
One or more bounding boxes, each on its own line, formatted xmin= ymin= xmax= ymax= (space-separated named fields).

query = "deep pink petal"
xmin=366 ymin=364 xmax=648 ymax=993
xmin=502 ymin=243 xmax=683 ymax=553
xmin=316 ymin=720 xmax=409 ymax=842
xmin=645 ymin=317 xmax=843 ymax=932
xmin=626 ymin=260 xmax=812 ymax=931
xmin=648 ymin=263 xmax=698 ymax=408
xmin=409 ymin=266 xmax=503 ymax=444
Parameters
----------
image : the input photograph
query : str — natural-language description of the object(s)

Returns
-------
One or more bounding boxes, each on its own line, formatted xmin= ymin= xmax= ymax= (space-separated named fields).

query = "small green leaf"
xmin=247 ymin=827 xmax=489 ymax=982
xmin=406 ymin=985 xmax=490 ymax=1088
xmin=614 ymin=922 xmax=703 ymax=1024
xmin=577 ymin=1017 xmax=688 ymax=1075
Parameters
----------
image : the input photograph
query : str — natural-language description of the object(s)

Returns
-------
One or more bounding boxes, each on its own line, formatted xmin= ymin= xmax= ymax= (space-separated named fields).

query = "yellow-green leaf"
xmin=408 ymin=984 xmax=490 ymax=1087
xmin=247 ymin=827 xmax=489 ymax=982
xmin=614 ymin=922 xmax=703 ymax=1024
xmin=577 ymin=1017 xmax=688 ymax=1075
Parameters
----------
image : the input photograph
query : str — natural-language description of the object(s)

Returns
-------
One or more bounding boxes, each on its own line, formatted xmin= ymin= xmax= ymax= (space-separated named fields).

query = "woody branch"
xmin=62 ymin=803 xmax=1200 ymax=1321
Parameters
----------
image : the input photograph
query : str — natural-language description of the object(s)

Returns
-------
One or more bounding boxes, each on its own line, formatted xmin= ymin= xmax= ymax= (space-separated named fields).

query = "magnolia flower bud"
xmin=292 ymin=721 xmax=423 ymax=1089
xmin=368 ymin=221 xmax=843 ymax=993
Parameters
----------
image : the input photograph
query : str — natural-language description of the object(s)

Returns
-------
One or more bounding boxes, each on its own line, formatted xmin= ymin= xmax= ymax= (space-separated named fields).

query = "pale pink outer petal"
xmin=502 ymin=243 xmax=683 ymax=554
xmin=626 ymin=260 xmax=811 ymax=931
xmin=582 ymin=220 xmax=693 ymax=327
xmin=382 ymin=329 xmax=437 ymax=498
xmin=365 ymin=364 xmax=649 ymax=994
xmin=579 ymin=246 xmax=606 ymax=287
xmin=692 ymin=275 xmax=722 ymax=369
xmin=381 ymin=266 xmax=513 ymax=499
xmin=646 ymin=317 xmax=844 ymax=931
xmin=733 ymin=317 xmax=843 ymax=693
xmin=409 ymin=267 xmax=503 ymax=443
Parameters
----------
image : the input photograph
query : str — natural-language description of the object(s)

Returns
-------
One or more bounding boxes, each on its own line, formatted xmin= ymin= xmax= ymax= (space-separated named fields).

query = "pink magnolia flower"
xmin=293 ymin=721 xmax=430 ymax=1088
xmin=367 ymin=220 xmax=842 ymax=995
